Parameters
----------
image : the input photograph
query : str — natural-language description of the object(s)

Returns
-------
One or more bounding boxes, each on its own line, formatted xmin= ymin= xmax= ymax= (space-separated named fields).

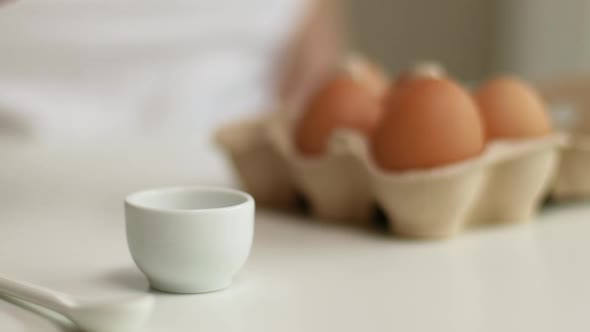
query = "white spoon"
xmin=0 ymin=275 xmax=154 ymax=332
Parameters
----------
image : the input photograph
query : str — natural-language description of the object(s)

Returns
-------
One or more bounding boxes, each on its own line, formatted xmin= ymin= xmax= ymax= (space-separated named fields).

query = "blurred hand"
xmin=276 ymin=0 xmax=345 ymax=112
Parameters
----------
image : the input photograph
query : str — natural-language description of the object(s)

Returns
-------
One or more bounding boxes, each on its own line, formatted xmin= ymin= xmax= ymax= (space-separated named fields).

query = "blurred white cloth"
xmin=0 ymin=0 xmax=305 ymax=144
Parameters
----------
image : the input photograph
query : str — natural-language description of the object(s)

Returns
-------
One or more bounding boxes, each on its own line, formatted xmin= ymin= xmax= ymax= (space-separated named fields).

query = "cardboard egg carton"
xmin=546 ymin=107 xmax=590 ymax=200
xmin=216 ymin=112 xmax=566 ymax=238
xmin=364 ymin=136 xmax=563 ymax=238
xmin=552 ymin=134 xmax=590 ymax=199
xmin=539 ymin=77 xmax=590 ymax=199
xmin=215 ymin=113 xmax=297 ymax=209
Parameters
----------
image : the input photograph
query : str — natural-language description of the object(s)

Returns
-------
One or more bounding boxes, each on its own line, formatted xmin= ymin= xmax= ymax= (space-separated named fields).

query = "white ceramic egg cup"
xmin=125 ymin=186 xmax=255 ymax=294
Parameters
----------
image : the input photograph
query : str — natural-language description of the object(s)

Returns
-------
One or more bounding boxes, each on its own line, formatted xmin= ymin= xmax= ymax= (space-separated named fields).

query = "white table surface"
xmin=1 ymin=140 xmax=589 ymax=332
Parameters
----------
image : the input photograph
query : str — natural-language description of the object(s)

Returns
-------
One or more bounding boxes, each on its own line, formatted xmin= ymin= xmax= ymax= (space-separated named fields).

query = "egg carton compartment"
xmin=552 ymin=135 xmax=590 ymax=199
xmin=266 ymin=113 xmax=374 ymax=224
xmin=215 ymin=114 xmax=298 ymax=209
xmin=216 ymin=113 xmax=566 ymax=238
xmin=545 ymin=104 xmax=590 ymax=200
xmin=362 ymin=136 xmax=563 ymax=238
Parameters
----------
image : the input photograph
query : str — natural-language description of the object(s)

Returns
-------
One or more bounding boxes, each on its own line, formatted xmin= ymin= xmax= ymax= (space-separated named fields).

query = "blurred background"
xmin=347 ymin=0 xmax=590 ymax=82
xmin=0 ymin=0 xmax=588 ymax=144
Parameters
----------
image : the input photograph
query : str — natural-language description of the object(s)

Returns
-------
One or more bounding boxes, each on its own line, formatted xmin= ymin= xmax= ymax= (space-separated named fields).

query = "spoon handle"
xmin=0 ymin=275 xmax=72 ymax=313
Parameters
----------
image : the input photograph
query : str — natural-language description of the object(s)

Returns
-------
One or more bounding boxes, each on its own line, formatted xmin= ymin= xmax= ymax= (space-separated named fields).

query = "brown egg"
xmin=474 ymin=76 xmax=552 ymax=140
xmin=372 ymin=77 xmax=485 ymax=171
xmin=383 ymin=62 xmax=446 ymax=112
xmin=295 ymin=73 xmax=383 ymax=156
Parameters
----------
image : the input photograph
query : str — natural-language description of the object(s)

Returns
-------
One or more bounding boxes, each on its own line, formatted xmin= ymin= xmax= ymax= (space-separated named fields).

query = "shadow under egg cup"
xmin=125 ymin=186 xmax=255 ymax=294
